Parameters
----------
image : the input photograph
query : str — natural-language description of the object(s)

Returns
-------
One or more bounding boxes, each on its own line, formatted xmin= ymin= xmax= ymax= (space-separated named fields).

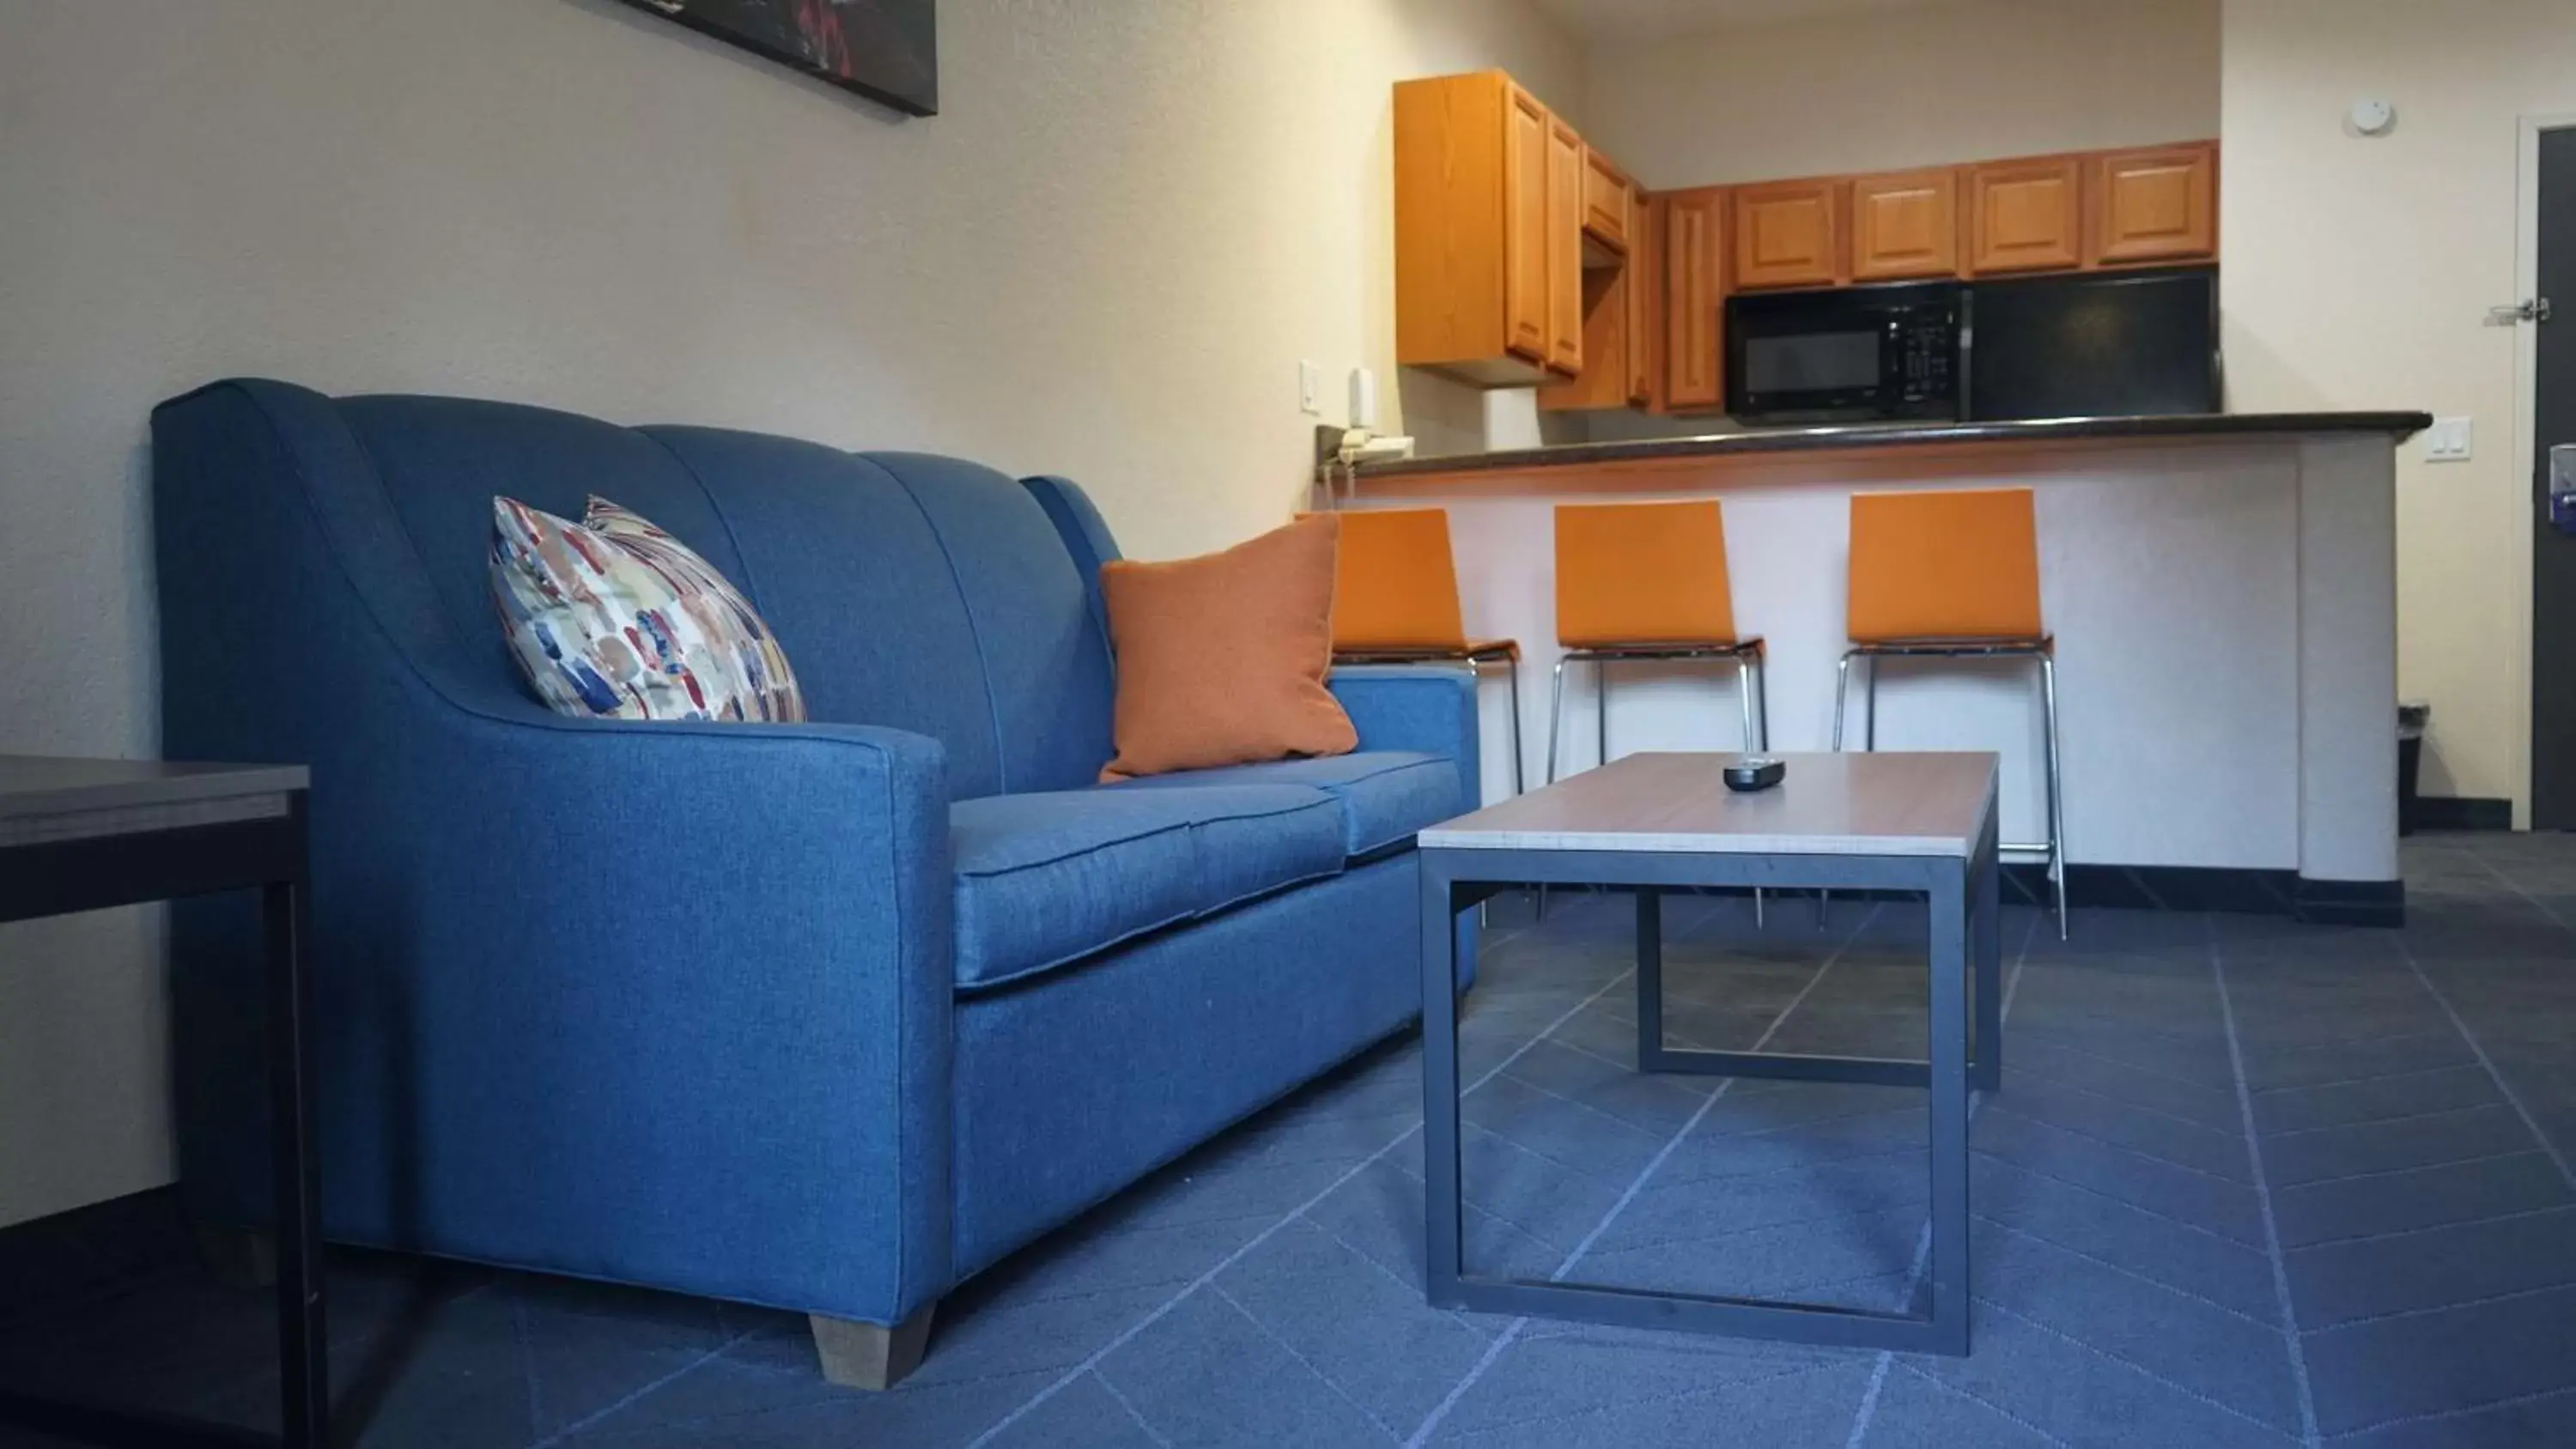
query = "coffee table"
xmin=1417 ymin=750 xmax=2001 ymax=1355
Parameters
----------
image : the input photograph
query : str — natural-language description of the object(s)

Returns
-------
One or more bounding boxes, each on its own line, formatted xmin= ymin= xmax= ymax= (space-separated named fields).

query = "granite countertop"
xmin=1358 ymin=411 xmax=2434 ymax=480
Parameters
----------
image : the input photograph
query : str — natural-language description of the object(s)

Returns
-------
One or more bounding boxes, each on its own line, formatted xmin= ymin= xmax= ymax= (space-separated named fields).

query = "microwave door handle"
xmin=1956 ymin=293 xmax=1974 ymax=422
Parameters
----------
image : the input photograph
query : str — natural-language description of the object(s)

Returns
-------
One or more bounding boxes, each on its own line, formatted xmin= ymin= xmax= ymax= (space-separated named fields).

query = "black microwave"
xmin=1726 ymin=282 xmax=1961 ymax=423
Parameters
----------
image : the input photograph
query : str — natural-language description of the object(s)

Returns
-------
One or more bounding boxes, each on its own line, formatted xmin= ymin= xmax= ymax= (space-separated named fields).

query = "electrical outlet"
xmin=2425 ymin=416 xmax=2473 ymax=463
xmin=1297 ymin=361 xmax=1321 ymax=416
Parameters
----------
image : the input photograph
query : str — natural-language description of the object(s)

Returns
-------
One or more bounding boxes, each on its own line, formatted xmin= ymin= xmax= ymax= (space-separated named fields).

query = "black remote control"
xmin=1724 ymin=756 xmax=1787 ymax=791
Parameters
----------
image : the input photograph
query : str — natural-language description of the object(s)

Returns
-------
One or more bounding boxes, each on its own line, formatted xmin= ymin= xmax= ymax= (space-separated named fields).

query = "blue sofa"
xmin=150 ymin=379 xmax=1477 ymax=1386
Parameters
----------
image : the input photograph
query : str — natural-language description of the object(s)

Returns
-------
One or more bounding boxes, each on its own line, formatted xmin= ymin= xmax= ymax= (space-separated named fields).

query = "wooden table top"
xmin=1419 ymin=752 xmax=1998 ymax=858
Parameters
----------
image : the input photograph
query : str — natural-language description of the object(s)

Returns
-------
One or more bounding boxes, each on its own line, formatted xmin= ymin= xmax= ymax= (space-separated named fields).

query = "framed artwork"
xmin=623 ymin=0 xmax=938 ymax=116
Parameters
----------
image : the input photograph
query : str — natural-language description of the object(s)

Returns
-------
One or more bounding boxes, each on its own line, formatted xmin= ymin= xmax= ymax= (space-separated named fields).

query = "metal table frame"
xmin=0 ymin=789 xmax=323 ymax=1449
xmin=1418 ymin=800 xmax=2001 ymax=1355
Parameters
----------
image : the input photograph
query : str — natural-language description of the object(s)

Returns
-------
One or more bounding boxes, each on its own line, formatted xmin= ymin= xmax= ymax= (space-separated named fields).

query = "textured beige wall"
xmin=2222 ymin=0 xmax=2576 ymax=815
xmin=1578 ymin=0 xmax=2220 ymax=190
xmin=0 ymin=0 xmax=1581 ymax=1224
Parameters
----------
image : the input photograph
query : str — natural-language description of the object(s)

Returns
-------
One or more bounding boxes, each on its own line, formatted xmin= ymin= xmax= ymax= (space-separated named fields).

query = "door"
xmin=1665 ymin=187 xmax=1726 ymax=409
xmin=1502 ymin=86 xmax=1550 ymax=365
xmin=1536 ymin=270 xmax=1627 ymax=411
xmin=1628 ymin=188 xmax=1660 ymax=406
xmin=1733 ymin=179 xmax=1843 ymax=290
xmin=1850 ymin=167 xmax=1960 ymax=282
xmin=1546 ymin=118 xmax=1586 ymax=374
xmin=1583 ymin=149 xmax=1631 ymax=256
xmin=1967 ymin=156 xmax=2083 ymax=274
xmin=2094 ymin=142 xmax=2217 ymax=265
xmin=2532 ymin=128 xmax=2576 ymax=824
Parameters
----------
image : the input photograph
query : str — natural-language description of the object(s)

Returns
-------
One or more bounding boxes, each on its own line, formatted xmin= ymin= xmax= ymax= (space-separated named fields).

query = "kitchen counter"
xmin=1356 ymin=410 xmax=2431 ymax=482
xmin=1331 ymin=412 xmax=2427 ymax=920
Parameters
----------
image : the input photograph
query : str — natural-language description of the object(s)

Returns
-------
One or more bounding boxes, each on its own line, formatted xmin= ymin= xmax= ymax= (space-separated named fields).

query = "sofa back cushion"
xmin=337 ymin=397 xmax=744 ymax=707
xmin=643 ymin=435 xmax=1115 ymax=798
xmin=859 ymin=452 xmax=1116 ymax=797
xmin=330 ymin=394 xmax=1113 ymax=800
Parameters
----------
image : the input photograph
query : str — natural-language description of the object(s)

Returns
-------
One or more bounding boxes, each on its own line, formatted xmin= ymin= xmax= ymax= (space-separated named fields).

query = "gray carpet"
xmin=8 ymin=834 xmax=2576 ymax=1446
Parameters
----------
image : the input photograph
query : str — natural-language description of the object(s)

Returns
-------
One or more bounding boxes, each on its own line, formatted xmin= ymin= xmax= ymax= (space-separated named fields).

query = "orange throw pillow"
xmin=1098 ymin=513 xmax=1358 ymax=781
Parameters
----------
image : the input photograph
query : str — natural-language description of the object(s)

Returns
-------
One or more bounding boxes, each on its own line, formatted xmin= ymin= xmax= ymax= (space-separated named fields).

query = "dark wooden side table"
xmin=0 ymin=757 xmax=321 ymax=1448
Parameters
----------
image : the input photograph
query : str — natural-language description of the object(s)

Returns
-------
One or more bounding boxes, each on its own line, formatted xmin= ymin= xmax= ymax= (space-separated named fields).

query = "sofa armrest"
xmin=1329 ymin=665 xmax=1480 ymax=809
xmin=183 ymin=703 xmax=959 ymax=1328
xmin=440 ymin=712 xmax=951 ymax=1321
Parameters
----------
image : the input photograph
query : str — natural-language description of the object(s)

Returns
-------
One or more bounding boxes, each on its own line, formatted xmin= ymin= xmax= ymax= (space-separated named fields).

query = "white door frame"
xmin=2515 ymin=112 xmax=2576 ymax=828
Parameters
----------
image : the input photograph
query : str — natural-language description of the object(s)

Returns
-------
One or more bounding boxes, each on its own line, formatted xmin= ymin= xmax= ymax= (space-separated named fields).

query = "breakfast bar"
xmin=1343 ymin=411 xmax=2431 ymax=920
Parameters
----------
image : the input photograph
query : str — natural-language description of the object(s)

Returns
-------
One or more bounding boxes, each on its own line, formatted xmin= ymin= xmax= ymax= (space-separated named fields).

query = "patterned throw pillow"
xmin=490 ymin=495 xmax=805 ymax=722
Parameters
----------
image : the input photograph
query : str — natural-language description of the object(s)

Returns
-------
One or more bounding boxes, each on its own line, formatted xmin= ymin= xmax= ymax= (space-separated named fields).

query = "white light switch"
xmin=1298 ymin=361 xmax=1322 ymax=416
xmin=2425 ymin=416 xmax=2473 ymax=462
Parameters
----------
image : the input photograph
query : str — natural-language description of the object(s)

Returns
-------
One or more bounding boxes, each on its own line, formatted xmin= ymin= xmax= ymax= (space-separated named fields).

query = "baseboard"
xmin=2409 ymin=796 xmax=2512 ymax=832
xmin=2290 ymin=876 xmax=2406 ymax=928
xmin=1999 ymin=864 xmax=2301 ymax=915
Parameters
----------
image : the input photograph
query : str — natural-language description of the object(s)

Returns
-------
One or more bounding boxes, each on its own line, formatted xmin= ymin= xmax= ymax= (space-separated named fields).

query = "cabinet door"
xmin=1731 ymin=179 xmax=1843 ymax=290
xmin=1501 ymin=85 xmax=1551 ymax=365
xmin=1583 ymin=149 xmax=1631 ymax=256
xmin=1546 ymin=117 xmax=1585 ymax=375
xmin=1627 ymin=188 xmax=1659 ymax=406
xmin=1537 ymin=270 xmax=1628 ymax=411
xmin=1664 ymin=187 xmax=1726 ymax=410
xmin=1967 ymin=156 xmax=2082 ymax=274
xmin=1850 ymin=167 xmax=1959 ymax=281
xmin=2093 ymin=142 xmax=2216 ymax=264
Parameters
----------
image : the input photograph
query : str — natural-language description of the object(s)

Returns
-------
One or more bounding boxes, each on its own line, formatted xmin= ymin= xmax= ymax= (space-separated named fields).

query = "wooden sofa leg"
xmin=811 ymin=1301 xmax=938 ymax=1391
xmin=195 ymin=1224 xmax=277 ymax=1289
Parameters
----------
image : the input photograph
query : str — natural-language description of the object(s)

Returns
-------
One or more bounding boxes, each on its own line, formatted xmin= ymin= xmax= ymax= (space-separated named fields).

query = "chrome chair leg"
xmin=1862 ymin=655 xmax=1879 ymax=751
xmin=1734 ymin=655 xmax=1758 ymax=761
xmin=1504 ymin=656 xmax=1527 ymax=798
xmin=2040 ymin=651 xmax=2069 ymax=940
xmin=1540 ymin=657 xmax=1571 ymax=922
xmin=1824 ymin=651 xmax=1857 ymax=929
xmin=1831 ymin=652 xmax=1854 ymax=752
xmin=1546 ymin=658 xmax=1569 ymax=787
xmin=1595 ymin=658 xmax=1610 ymax=770
xmin=1753 ymin=648 xmax=1771 ymax=751
xmin=1735 ymin=652 xmax=1765 ymax=928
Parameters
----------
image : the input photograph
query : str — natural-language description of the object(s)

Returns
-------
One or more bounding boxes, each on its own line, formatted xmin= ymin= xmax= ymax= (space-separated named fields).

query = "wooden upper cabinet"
xmin=1582 ymin=149 xmax=1631 ymax=260
xmin=1536 ymin=269 xmax=1626 ymax=412
xmin=1393 ymin=71 xmax=1581 ymax=385
xmin=2093 ymin=142 xmax=2216 ymax=265
xmin=1850 ymin=167 xmax=1959 ymax=282
xmin=1731 ymin=179 xmax=1844 ymax=291
xmin=1966 ymin=156 xmax=2083 ymax=274
xmin=1545 ymin=116 xmax=1584 ymax=375
xmin=1540 ymin=183 xmax=1660 ymax=415
xmin=1664 ymin=187 xmax=1727 ymax=410
xmin=1502 ymin=86 xmax=1552 ymax=366
xmin=1628 ymin=188 xmax=1661 ymax=407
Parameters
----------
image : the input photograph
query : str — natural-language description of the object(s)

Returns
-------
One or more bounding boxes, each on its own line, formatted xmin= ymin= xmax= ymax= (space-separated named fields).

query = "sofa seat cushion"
xmin=1106 ymin=751 xmax=1461 ymax=857
xmin=951 ymin=785 xmax=1346 ymax=991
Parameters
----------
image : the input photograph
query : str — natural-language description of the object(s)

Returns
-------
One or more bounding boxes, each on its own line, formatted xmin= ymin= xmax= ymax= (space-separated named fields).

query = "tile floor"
xmin=9 ymin=834 xmax=2576 ymax=1446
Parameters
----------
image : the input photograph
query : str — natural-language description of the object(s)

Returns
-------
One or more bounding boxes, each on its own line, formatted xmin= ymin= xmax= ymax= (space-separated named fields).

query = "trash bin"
xmin=2398 ymin=700 xmax=2429 ymax=836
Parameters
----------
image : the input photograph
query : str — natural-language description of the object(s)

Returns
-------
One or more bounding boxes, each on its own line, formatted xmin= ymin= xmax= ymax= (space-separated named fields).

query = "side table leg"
xmin=1926 ymin=861 xmax=1971 ymax=1356
xmin=1635 ymin=888 xmax=1664 ymax=1072
xmin=265 ymin=837 xmax=328 ymax=1446
xmin=1420 ymin=864 xmax=1465 ymax=1307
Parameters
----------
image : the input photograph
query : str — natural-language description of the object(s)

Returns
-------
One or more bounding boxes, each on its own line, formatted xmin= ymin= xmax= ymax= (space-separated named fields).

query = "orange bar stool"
xmin=1835 ymin=487 xmax=2067 ymax=937
xmin=1548 ymin=500 xmax=1769 ymax=780
xmin=1329 ymin=507 xmax=1525 ymax=797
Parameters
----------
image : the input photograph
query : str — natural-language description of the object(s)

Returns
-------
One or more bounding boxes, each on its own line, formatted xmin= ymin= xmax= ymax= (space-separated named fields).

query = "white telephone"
xmin=1317 ymin=429 xmax=1417 ymax=506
